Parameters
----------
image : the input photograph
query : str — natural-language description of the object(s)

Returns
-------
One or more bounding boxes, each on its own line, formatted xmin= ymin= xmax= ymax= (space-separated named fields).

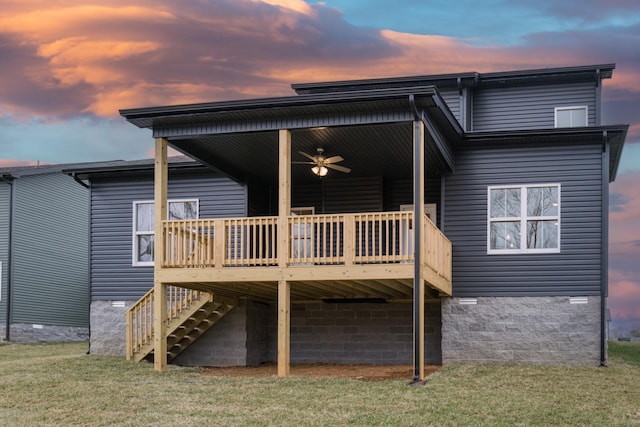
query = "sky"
xmin=0 ymin=0 xmax=638 ymax=329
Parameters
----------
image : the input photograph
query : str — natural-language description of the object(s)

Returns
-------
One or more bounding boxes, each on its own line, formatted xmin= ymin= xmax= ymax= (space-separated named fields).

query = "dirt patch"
xmin=202 ymin=363 xmax=440 ymax=381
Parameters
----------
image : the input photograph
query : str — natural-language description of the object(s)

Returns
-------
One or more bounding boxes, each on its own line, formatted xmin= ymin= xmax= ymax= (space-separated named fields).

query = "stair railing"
xmin=125 ymin=286 xmax=207 ymax=360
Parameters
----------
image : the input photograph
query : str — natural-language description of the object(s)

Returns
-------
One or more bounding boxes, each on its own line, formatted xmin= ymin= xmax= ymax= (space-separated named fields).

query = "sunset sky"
xmin=1 ymin=0 xmax=638 ymax=328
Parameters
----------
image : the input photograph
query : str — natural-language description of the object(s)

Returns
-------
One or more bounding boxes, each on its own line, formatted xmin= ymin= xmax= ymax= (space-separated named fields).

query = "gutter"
xmin=0 ymin=175 xmax=14 ymax=341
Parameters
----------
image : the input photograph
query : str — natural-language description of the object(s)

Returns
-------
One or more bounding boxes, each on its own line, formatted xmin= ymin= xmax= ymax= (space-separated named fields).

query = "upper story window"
xmin=555 ymin=106 xmax=587 ymax=128
xmin=133 ymin=199 xmax=199 ymax=266
xmin=488 ymin=184 xmax=560 ymax=254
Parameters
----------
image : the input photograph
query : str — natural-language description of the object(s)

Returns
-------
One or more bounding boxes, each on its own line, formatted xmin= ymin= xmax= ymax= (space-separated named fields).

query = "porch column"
xmin=278 ymin=279 xmax=291 ymax=377
xmin=153 ymin=137 xmax=168 ymax=372
xmin=277 ymin=129 xmax=291 ymax=377
xmin=412 ymin=120 xmax=425 ymax=381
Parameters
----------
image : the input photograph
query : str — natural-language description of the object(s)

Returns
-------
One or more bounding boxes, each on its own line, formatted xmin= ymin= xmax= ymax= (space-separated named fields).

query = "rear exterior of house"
xmin=0 ymin=166 xmax=89 ymax=342
xmin=76 ymin=64 xmax=626 ymax=378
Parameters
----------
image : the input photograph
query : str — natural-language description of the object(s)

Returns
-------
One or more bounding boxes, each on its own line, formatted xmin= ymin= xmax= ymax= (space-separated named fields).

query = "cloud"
xmin=0 ymin=159 xmax=40 ymax=168
xmin=608 ymin=171 xmax=640 ymax=320
xmin=519 ymin=0 xmax=640 ymax=23
xmin=1 ymin=0 xmax=639 ymax=126
xmin=609 ymin=269 xmax=640 ymax=320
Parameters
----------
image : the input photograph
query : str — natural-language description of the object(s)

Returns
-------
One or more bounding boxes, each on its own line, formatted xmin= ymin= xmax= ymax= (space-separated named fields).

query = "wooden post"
xmin=278 ymin=129 xmax=291 ymax=267
xmin=213 ymin=219 xmax=225 ymax=268
xmin=412 ymin=120 xmax=426 ymax=381
xmin=344 ymin=215 xmax=355 ymax=266
xmin=277 ymin=129 xmax=292 ymax=377
xmin=277 ymin=279 xmax=291 ymax=377
xmin=153 ymin=137 xmax=168 ymax=372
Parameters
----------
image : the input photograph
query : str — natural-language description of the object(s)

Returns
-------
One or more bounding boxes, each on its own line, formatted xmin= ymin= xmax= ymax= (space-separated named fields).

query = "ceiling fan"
xmin=294 ymin=148 xmax=351 ymax=176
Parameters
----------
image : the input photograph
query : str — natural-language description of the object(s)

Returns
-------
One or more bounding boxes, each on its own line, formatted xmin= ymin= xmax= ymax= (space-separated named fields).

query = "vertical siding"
xmin=473 ymin=83 xmax=596 ymax=131
xmin=11 ymin=174 xmax=89 ymax=327
xmin=444 ymin=143 xmax=603 ymax=296
xmin=0 ymin=183 xmax=10 ymax=319
xmin=91 ymin=172 xmax=246 ymax=300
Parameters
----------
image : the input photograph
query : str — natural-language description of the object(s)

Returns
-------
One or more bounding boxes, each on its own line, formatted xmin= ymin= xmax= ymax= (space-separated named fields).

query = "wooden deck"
xmin=157 ymin=211 xmax=452 ymax=298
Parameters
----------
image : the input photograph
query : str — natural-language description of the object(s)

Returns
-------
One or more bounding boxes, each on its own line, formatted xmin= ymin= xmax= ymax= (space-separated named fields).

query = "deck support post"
xmin=277 ymin=129 xmax=292 ymax=377
xmin=153 ymin=137 xmax=168 ymax=372
xmin=412 ymin=119 xmax=426 ymax=381
xmin=278 ymin=279 xmax=291 ymax=377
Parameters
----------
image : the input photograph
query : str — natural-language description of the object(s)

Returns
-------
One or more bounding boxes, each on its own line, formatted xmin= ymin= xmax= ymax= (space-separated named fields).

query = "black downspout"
xmin=600 ymin=132 xmax=609 ymax=366
xmin=68 ymin=173 xmax=92 ymax=354
xmin=409 ymin=95 xmax=423 ymax=382
xmin=0 ymin=175 xmax=14 ymax=342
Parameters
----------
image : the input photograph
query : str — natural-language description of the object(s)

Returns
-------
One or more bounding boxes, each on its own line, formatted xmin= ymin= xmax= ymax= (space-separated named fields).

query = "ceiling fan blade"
xmin=298 ymin=151 xmax=317 ymax=161
xmin=324 ymin=155 xmax=344 ymax=164
xmin=326 ymin=163 xmax=351 ymax=173
xmin=292 ymin=161 xmax=315 ymax=165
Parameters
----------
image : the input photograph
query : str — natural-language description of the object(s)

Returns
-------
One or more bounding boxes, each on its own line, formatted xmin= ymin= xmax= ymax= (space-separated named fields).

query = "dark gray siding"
xmin=473 ymin=83 xmax=596 ymax=131
xmin=439 ymin=89 xmax=461 ymax=125
xmin=11 ymin=174 xmax=89 ymax=327
xmin=91 ymin=173 xmax=246 ymax=300
xmin=292 ymin=177 xmax=383 ymax=214
xmin=444 ymin=143 xmax=603 ymax=296
xmin=0 ymin=183 xmax=10 ymax=319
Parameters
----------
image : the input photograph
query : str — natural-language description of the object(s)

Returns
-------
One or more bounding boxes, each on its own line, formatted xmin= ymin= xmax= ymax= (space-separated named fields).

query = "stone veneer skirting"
xmin=4 ymin=323 xmax=88 ymax=343
xmin=442 ymin=296 xmax=602 ymax=365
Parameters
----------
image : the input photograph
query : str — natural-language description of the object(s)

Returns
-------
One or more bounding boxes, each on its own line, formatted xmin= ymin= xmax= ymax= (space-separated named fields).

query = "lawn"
xmin=0 ymin=341 xmax=638 ymax=426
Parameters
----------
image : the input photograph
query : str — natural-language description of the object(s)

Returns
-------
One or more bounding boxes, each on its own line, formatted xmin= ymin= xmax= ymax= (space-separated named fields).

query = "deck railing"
xmin=125 ymin=286 xmax=207 ymax=360
xmin=161 ymin=211 xmax=451 ymax=277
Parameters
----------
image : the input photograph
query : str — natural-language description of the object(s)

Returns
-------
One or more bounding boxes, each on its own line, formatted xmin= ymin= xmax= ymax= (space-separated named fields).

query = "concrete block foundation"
xmin=442 ymin=296 xmax=602 ymax=365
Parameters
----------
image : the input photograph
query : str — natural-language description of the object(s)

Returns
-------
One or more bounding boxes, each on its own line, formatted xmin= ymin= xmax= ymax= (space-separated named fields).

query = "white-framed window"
xmin=132 ymin=199 xmax=199 ymax=266
xmin=488 ymin=184 xmax=560 ymax=254
xmin=555 ymin=106 xmax=588 ymax=128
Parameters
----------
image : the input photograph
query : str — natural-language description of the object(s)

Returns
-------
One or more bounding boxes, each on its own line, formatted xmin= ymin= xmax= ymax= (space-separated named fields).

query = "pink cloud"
xmin=609 ymin=272 xmax=640 ymax=320
xmin=609 ymin=171 xmax=640 ymax=321
xmin=1 ymin=0 xmax=638 ymax=121
xmin=0 ymin=159 xmax=41 ymax=168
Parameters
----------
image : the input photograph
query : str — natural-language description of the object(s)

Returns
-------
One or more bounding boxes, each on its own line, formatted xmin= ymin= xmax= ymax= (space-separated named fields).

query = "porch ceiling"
xmin=169 ymin=122 xmax=445 ymax=184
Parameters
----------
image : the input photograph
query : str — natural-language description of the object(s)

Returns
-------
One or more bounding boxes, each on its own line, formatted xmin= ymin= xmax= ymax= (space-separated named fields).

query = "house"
xmin=65 ymin=157 xmax=247 ymax=356
xmin=0 ymin=164 xmax=91 ymax=343
xmin=84 ymin=64 xmax=628 ymax=379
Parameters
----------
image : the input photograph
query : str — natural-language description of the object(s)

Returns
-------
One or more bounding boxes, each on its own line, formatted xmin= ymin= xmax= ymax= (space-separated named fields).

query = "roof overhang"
xmin=292 ymin=64 xmax=615 ymax=94
xmin=120 ymin=87 xmax=463 ymax=183
xmin=462 ymin=125 xmax=628 ymax=182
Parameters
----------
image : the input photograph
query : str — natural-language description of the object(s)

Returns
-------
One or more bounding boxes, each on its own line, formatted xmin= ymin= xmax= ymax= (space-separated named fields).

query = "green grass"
xmin=0 ymin=341 xmax=639 ymax=426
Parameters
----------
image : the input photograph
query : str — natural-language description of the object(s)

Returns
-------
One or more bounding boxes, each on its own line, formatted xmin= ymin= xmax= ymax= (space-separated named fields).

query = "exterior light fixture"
xmin=312 ymin=165 xmax=329 ymax=176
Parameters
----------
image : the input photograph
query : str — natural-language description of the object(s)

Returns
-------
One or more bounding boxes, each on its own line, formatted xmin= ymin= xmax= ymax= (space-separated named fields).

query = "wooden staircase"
xmin=126 ymin=286 xmax=237 ymax=363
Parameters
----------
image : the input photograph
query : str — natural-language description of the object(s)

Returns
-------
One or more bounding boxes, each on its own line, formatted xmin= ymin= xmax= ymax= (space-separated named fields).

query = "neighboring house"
xmin=65 ymin=157 xmax=247 ymax=356
xmin=81 ymin=64 xmax=628 ymax=379
xmin=0 ymin=164 xmax=91 ymax=343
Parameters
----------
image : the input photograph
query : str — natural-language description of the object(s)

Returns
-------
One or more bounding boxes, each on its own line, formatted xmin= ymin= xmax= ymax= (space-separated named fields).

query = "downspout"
xmin=409 ymin=94 xmax=422 ymax=382
xmin=70 ymin=172 xmax=90 ymax=189
xmin=600 ymin=131 xmax=609 ymax=366
xmin=0 ymin=175 xmax=14 ymax=341
xmin=68 ymin=173 xmax=91 ymax=354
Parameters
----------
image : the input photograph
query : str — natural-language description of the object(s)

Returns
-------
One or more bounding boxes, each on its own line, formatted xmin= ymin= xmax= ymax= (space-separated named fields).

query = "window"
xmin=488 ymin=185 xmax=560 ymax=254
xmin=133 ymin=199 xmax=199 ymax=266
xmin=555 ymin=106 xmax=587 ymax=128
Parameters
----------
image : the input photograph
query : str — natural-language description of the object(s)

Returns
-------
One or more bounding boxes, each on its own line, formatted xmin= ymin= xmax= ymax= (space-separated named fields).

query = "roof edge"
xmin=292 ymin=63 xmax=616 ymax=94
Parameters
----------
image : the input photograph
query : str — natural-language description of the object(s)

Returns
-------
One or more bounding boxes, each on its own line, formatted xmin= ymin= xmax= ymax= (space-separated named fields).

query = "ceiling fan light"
xmin=311 ymin=165 xmax=328 ymax=176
